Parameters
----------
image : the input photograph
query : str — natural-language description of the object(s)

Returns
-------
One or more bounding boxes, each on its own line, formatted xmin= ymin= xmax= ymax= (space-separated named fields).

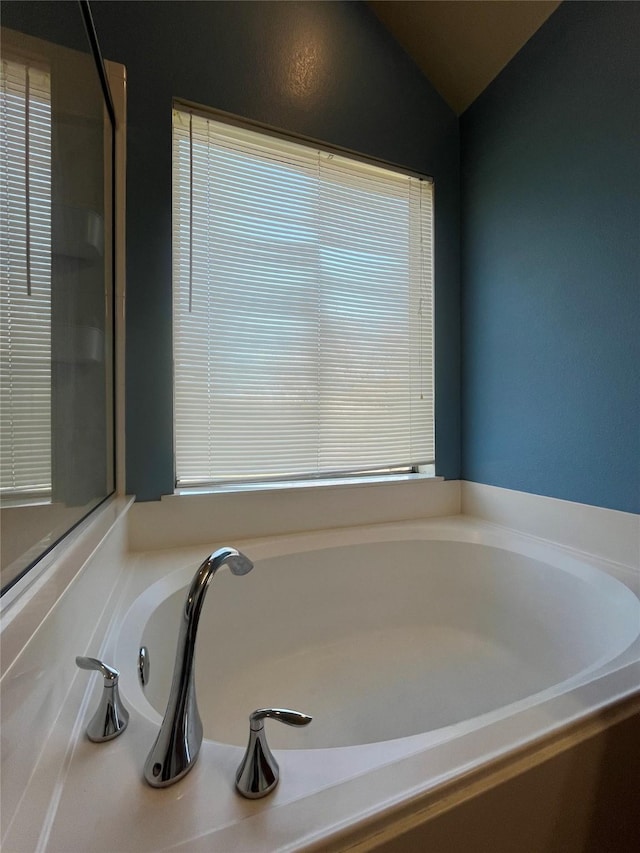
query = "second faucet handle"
xmin=235 ymin=708 xmax=312 ymax=799
xmin=76 ymin=656 xmax=129 ymax=742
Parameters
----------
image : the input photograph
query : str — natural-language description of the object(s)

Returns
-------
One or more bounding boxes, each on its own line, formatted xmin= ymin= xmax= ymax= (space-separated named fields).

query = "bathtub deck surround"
xmin=1 ymin=483 xmax=639 ymax=852
xmin=461 ymin=482 xmax=640 ymax=570
xmin=0 ymin=496 xmax=133 ymax=842
xmin=128 ymin=475 xmax=462 ymax=552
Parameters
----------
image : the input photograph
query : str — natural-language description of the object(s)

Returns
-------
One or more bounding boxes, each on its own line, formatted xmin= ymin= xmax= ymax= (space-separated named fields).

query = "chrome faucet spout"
xmin=144 ymin=546 xmax=253 ymax=787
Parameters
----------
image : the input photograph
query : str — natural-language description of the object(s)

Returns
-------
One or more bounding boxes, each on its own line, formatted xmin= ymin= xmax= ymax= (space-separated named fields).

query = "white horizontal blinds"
xmin=316 ymin=156 xmax=433 ymax=470
xmin=0 ymin=59 xmax=52 ymax=495
xmin=173 ymin=108 xmax=434 ymax=486
xmin=411 ymin=178 xmax=434 ymax=463
xmin=173 ymin=112 xmax=321 ymax=484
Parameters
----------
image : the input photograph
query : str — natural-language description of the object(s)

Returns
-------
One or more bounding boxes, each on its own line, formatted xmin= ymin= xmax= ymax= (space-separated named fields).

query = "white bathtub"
xmin=118 ymin=519 xmax=640 ymax=762
xmin=6 ymin=512 xmax=638 ymax=853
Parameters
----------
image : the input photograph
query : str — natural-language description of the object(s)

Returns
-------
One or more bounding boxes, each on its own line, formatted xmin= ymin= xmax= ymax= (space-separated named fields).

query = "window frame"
xmin=172 ymin=100 xmax=436 ymax=492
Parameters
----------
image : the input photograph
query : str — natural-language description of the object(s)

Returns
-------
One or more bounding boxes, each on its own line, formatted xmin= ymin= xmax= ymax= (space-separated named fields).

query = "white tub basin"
xmin=120 ymin=525 xmax=640 ymax=750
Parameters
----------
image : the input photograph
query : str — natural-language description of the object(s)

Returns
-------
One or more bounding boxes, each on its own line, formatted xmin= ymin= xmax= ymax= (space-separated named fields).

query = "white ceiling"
xmin=369 ymin=1 xmax=561 ymax=114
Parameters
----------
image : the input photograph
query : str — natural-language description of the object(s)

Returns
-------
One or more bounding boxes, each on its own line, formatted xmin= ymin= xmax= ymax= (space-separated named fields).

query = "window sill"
xmin=174 ymin=470 xmax=441 ymax=498
xmin=131 ymin=475 xmax=459 ymax=552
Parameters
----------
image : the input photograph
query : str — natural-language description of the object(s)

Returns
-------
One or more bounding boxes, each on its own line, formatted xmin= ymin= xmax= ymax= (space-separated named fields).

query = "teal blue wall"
xmin=87 ymin=0 xmax=460 ymax=500
xmin=461 ymin=1 xmax=640 ymax=513
xmin=10 ymin=2 xmax=635 ymax=513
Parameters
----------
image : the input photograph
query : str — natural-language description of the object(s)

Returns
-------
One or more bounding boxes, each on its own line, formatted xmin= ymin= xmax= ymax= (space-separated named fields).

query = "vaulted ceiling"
xmin=369 ymin=1 xmax=561 ymax=114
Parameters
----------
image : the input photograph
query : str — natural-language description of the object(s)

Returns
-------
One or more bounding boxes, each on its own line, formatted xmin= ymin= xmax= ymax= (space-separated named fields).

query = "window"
xmin=172 ymin=107 xmax=434 ymax=488
xmin=0 ymin=57 xmax=52 ymax=498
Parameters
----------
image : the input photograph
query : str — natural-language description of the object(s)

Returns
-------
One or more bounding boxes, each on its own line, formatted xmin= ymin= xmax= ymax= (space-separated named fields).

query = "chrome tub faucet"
xmin=144 ymin=546 xmax=254 ymax=787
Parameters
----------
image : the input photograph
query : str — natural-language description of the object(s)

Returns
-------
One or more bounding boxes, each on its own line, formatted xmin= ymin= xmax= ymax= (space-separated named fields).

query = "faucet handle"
xmin=235 ymin=707 xmax=312 ymax=799
xmin=248 ymin=708 xmax=312 ymax=730
xmin=76 ymin=656 xmax=119 ymax=681
xmin=76 ymin=656 xmax=129 ymax=742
